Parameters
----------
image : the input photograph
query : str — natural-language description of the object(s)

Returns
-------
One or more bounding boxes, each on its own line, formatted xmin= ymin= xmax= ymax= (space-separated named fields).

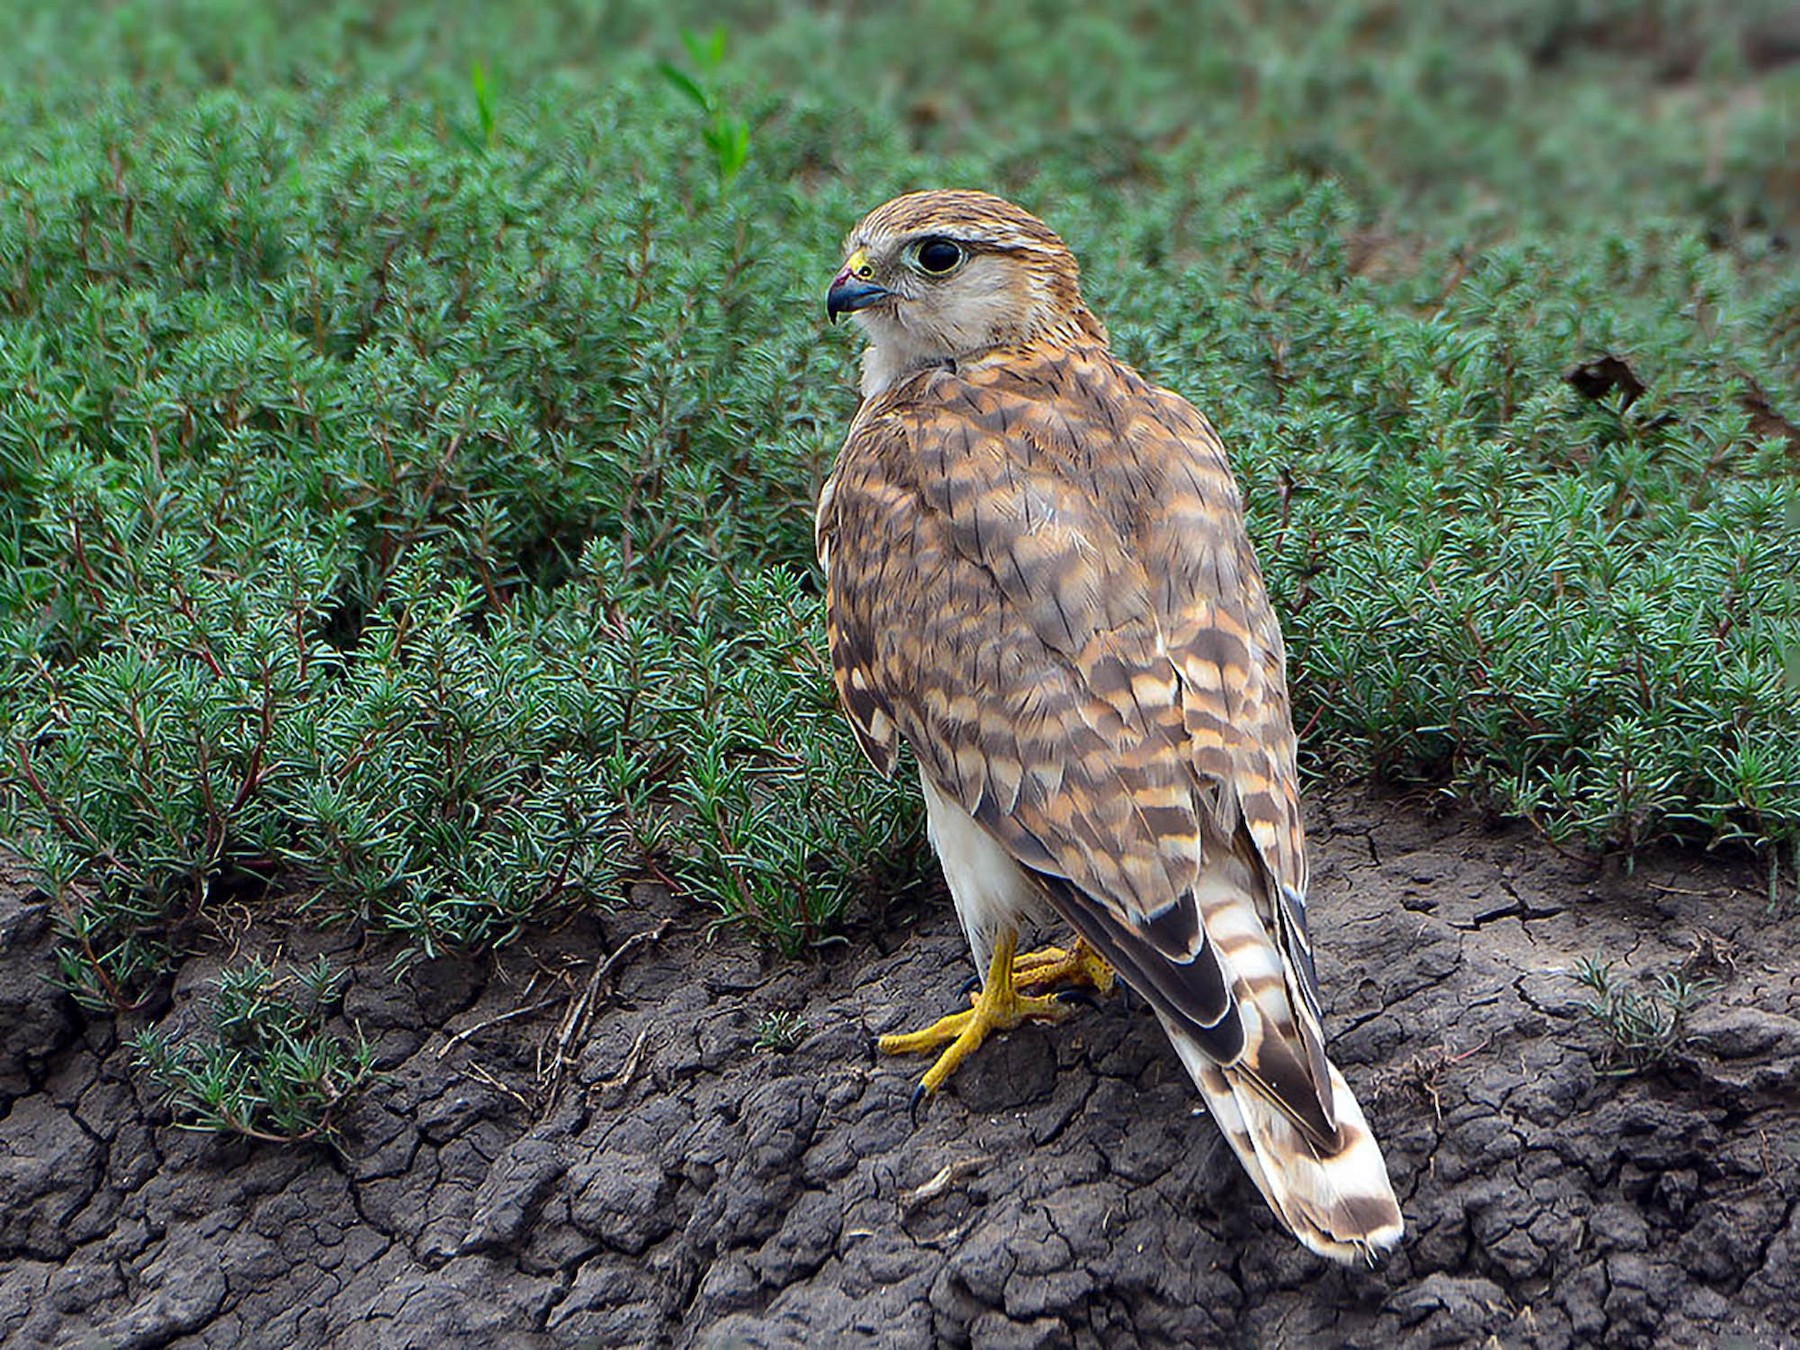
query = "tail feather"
xmin=1162 ymin=1014 xmax=1404 ymax=1264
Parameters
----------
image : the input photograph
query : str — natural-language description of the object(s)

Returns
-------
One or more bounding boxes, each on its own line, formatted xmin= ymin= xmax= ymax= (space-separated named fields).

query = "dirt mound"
xmin=2 ymin=792 xmax=1796 ymax=1348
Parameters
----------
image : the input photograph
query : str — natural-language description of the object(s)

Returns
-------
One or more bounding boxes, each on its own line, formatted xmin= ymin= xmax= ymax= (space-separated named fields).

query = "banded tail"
xmin=1162 ymin=1018 xmax=1404 ymax=1263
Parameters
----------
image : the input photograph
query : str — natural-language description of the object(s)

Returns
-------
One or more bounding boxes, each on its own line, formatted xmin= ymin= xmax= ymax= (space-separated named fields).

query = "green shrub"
xmin=131 ymin=956 xmax=378 ymax=1146
xmin=0 ymin=1 xmax=1794 ymax=1016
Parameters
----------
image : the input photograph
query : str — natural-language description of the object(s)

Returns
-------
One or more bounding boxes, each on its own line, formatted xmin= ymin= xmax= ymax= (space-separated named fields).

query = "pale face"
xmin=828 ymin=230 xmax=1032 ymax=368
xmin=826 ymin=191 xmax=1098 ymax=396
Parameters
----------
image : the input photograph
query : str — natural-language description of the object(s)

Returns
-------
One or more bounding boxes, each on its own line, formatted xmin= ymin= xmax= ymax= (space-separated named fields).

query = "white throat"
xmin=858 ymin=330 xmax=946 ymax=398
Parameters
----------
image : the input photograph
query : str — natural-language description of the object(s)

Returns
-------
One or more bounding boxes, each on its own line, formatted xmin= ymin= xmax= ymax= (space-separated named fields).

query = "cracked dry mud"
xmin=3 ymin=790 xmax=1797 ymax=1348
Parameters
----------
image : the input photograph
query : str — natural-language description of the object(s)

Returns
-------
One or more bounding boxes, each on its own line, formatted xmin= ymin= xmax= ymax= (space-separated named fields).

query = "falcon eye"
xmin=914 ymin=238 xmax=965 ymax=275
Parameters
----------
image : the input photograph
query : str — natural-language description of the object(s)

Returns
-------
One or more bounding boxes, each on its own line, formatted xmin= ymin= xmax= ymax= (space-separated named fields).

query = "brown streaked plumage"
xmin=818 ymin=190 xmax=1402 ymax=1262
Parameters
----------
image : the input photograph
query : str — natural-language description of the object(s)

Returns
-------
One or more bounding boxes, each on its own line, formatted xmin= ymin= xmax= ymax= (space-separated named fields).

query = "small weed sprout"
xmin=1770 ymin=839 xmax=1799 ymax=914
xmin=1573 ymin=956 xmax=1718 ymax=1070
xmin=460 ymin=61 xmax=501 ymax=151
xmin=658 ymin=26 xmax=751 ymax=186
xmin=131 ymin=957 xmax=378 ymax=1147
xmin=753 ymin=1009 xmax=808 ymax=1053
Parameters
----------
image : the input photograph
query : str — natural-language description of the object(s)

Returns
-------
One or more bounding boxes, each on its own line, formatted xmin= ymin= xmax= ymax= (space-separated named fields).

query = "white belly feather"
xmin=919 ymin=772 xmax=1054 ymax=978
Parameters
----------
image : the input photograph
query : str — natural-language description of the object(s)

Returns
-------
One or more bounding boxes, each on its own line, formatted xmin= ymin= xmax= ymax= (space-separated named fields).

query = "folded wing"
xmin=819 ymin=346 xmax=1337 ymax=1145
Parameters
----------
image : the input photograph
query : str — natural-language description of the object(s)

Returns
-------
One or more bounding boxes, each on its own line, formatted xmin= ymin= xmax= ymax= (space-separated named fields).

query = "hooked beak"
xmin=827 ymin=249 xmax=892 ymax=323
xmin=826 ymin=272 xmax=893 ymax=323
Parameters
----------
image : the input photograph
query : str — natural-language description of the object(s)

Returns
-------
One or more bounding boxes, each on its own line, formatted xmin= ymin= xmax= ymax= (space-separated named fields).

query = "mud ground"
xmin=2 ymin=789 xmax=1797 ymax=1348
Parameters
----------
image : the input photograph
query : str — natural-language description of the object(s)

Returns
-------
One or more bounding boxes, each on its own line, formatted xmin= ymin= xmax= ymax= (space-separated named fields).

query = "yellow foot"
xmin=1012 ymin=937 xmax=1116 ymax=999
xmin=877 ymin=931 xmax=1113 ymax=1098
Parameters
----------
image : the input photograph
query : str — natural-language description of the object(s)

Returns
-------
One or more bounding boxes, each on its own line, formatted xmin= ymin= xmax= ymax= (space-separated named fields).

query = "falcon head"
xmin=828 ymin=190 xmax=1106 ymax=387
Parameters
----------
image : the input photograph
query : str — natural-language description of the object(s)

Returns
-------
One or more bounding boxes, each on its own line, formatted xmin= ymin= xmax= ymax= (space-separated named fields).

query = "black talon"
xmin=958 ymin=973 xmax=981 ymax=997
xmin=1056 ymin=988 xmax=1102 ymax=1011
xmin=909 ymin=1082 xmax=930 ymax=1126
